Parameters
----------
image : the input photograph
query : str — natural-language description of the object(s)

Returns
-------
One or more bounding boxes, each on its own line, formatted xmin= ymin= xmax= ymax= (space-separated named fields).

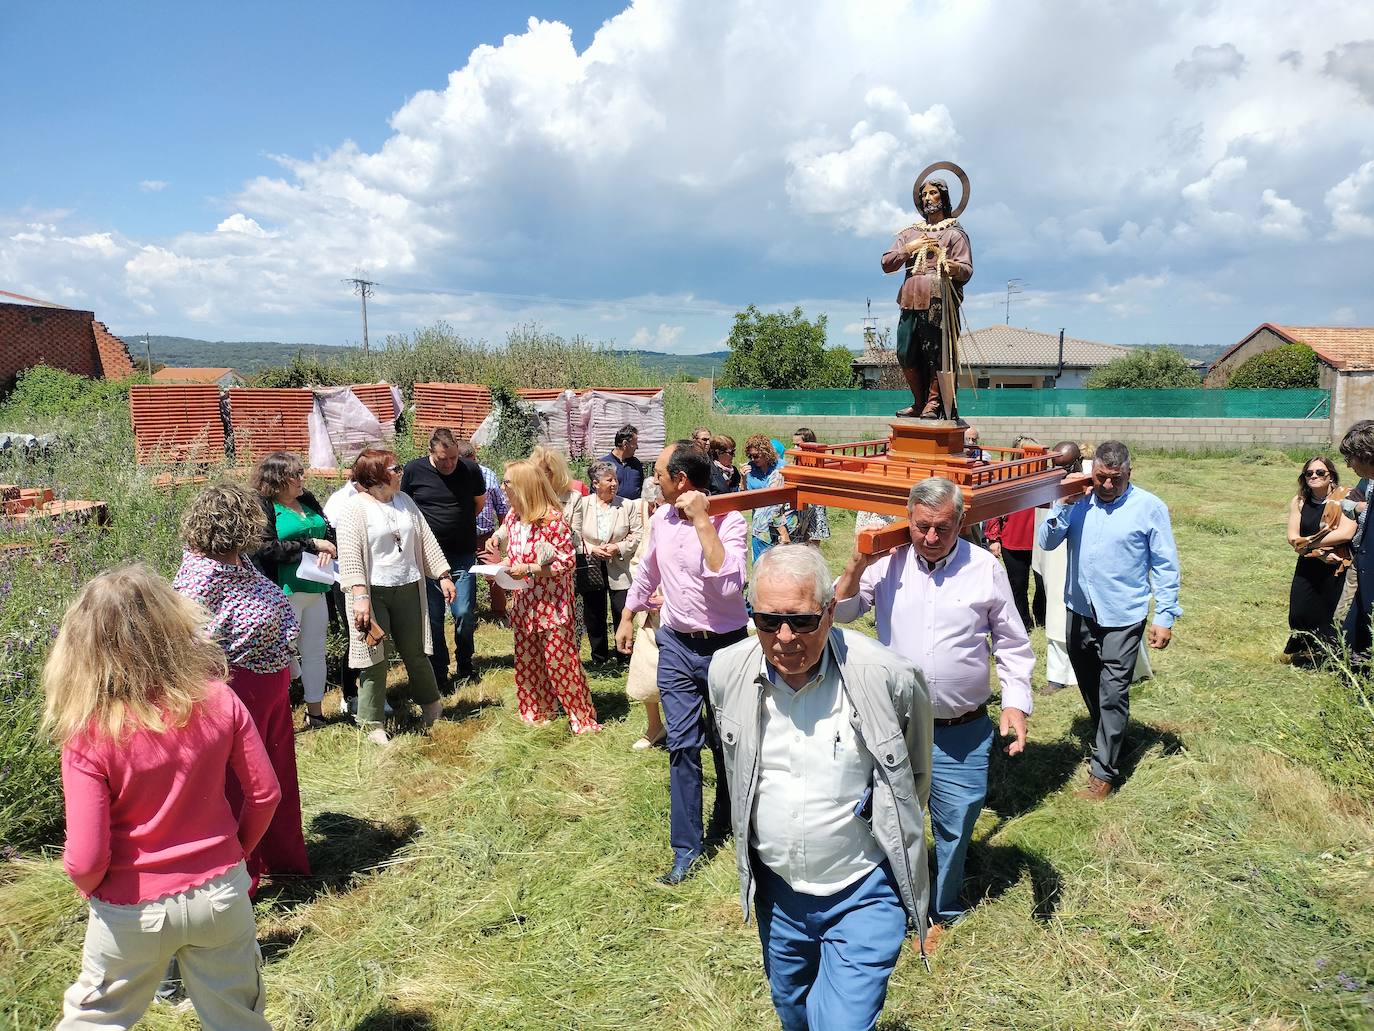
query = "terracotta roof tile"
xmin=1272 ymin=325 xmax=1374 ymax=371
xmin=151 ymin=367 xmax=240 ymax=383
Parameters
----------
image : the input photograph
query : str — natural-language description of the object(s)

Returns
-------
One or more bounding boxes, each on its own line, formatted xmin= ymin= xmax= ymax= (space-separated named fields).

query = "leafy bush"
xmin=0 ymin=366 xmax=143 ymax=424
xmin=253 ymin=352 xmax=347 ymax=388
xmin=718 ymin=305 xmax=855 ymax=389
xmin=1228 ymin=343 xmax=1321 ymax=389
xmin=1085 ymin=347 xmax=1203 ymax=389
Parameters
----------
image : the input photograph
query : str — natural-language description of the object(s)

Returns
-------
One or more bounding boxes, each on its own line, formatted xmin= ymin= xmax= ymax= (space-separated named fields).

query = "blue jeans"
xmin=425 ymin=554 xmax=476 ymax=683
xmin=928 ymin=716 xmax=993 ymax=924
xmin=754 ymin=859 xmax=907 ymax=1031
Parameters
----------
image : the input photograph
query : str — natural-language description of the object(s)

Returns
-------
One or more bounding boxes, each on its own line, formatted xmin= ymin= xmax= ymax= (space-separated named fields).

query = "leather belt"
xmin=672 ymin=626 xmax=746 ymax=640
xmin=933 ymin=703 xmax=988 ymax=728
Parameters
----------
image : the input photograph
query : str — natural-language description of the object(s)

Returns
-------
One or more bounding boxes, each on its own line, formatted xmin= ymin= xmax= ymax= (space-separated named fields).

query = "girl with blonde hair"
xmin=482 ymin=460 xmax=600 ymax=733
xmin=46 ymin=565 xmax=279 ymax=1030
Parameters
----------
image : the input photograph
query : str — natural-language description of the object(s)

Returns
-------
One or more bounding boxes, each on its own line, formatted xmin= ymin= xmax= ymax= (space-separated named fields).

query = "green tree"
xmin=718 ymin=305 xmax=855 ymax=389
xmin=1228 ymin=343 xmax=1321 ymax=389
xmin=1085 ymin=347 xmax=1202 ymax=389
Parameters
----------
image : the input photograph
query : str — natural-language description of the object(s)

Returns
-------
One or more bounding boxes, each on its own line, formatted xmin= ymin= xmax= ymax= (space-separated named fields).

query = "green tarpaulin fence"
xmin=713 ymin=388 xmax=1330 ymax=420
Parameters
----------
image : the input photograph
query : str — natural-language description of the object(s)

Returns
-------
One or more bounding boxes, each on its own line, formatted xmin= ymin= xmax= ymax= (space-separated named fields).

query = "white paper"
xmin=295 ymin=553 xmax=340 ymax=585
xmin=468 ymin=562 xmax=530 ymax=590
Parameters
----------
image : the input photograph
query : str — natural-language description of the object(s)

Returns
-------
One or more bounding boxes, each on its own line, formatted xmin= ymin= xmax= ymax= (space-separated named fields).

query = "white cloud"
xmin=139 ymin=179 xmax=168 ymax=192
xmin=1174 ymin=43 xmax=1247 ymax=88
xmin=1258 ymin=189 xmax=1306 ymax=237
xmin=628 ymin=323 xmax=686 ymax=351
xmin=1324 ymin=40 xmax=1374 ymax=104
xmin=215 ymin=213 xmax=271 ymax=237
xmin=1325 ymin=160 xmax=1374 ymax=238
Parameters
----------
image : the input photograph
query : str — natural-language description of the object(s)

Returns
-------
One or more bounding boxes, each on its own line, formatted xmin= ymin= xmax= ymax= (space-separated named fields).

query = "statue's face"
xmin=920 ymin=182 xmax=945 ymax=219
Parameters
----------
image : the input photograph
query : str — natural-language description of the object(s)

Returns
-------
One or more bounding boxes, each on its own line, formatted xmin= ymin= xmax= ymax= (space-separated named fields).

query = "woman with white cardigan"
xmin=336 ymin=448 xmax=456 ymax=744
xmin=570 ymin=460 xmax=643 ymax=665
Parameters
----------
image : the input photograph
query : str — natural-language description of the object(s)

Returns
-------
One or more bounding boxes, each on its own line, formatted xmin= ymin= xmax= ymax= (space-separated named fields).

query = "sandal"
xmin=300 ymin=712 xmax=329 ymax=733
xmin=632 ymin=727 xmax=667 ymax=751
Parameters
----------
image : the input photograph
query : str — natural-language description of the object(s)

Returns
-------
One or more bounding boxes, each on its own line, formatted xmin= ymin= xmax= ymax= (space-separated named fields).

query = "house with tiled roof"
xmin=1206 ymin=323 xmax=1374 ymax=438
xmin=853 ymin=325 xmax=1137 ymax=390
xmin=0 ymin=290 xmax=137 ymax=387
xmin=152 ymin=366 xmax=245 ymax=388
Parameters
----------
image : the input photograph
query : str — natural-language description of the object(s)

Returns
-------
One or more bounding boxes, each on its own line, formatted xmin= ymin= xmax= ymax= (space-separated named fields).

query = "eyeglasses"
xmin=388 ymin=464 xmax=403 ymax=474
xmin=1305 ymin=470 xmax=1330 ymax=479
xmin=752 ymin=611 xmax=825 ymax=634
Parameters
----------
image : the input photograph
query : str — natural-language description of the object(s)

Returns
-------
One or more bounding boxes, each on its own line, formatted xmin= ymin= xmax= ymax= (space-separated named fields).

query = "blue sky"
xmin=2 ymin=1 xmax=1372 ymax=354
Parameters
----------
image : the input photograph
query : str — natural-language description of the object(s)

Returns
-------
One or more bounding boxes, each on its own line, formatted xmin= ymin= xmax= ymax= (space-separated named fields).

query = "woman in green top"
xmin=250 ymin=452 xmax=337 ymax=729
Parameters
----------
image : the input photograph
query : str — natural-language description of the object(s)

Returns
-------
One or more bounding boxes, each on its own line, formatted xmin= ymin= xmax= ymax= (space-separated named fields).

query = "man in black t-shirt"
xmin=400 ymin=428 xmax=488 ymax=686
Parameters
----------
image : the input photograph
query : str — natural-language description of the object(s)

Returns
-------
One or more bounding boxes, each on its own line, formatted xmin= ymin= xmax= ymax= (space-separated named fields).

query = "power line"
xmin=342 ymin=273 xmax=377 ymax=351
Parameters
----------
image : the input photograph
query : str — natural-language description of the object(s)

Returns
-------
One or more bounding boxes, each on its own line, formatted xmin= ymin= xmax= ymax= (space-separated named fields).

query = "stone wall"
xmin=722 ymin=413 xmax=1330 ymax=451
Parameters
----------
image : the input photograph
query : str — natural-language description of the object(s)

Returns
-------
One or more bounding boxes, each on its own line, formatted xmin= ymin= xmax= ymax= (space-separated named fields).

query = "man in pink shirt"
xmin=617 ymin=440 xmax=750 ymax=885
xmin=834 ymin=477 xmax=1033 ymax=952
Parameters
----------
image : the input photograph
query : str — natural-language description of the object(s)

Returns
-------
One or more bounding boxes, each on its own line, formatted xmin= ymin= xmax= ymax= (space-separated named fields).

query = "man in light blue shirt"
xmin=1037 ymin=441 xmax=1181 ymax=799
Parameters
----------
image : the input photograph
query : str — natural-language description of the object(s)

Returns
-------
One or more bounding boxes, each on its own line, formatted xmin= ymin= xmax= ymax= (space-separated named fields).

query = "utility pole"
xmin=1004 ymin=279 xmax=1024 ymax=325
xmin=144 ymin=332 xmax=153 ymax=374
xmin=343 ymin=273 xmax=377 ymax=351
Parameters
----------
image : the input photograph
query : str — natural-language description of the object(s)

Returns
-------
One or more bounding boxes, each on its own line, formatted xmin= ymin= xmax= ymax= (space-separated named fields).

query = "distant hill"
xmin=119 ymin=335 xmax=343 ymax=373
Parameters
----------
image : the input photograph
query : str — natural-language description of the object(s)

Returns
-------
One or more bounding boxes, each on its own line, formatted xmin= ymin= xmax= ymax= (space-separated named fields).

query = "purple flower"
xmin=1338 ymin=972 xmax=1360 ymax=992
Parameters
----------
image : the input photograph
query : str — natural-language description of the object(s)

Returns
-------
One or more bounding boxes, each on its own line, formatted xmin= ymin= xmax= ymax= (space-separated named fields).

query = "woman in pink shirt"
xmin=44 ymin=564 xmax=280 ymax=1030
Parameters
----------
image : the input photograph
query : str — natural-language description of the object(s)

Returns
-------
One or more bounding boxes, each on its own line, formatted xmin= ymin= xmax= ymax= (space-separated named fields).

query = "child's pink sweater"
xmin=61 ymin=680 xmax=282 ymax=904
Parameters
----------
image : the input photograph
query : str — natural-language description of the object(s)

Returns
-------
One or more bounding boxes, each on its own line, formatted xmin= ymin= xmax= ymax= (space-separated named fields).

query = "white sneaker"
xmin=366 ymin=728 xmax=391 ymax=746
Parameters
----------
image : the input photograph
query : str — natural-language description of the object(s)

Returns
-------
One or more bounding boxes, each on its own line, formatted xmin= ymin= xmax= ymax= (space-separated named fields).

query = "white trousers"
xmin=289 ymin=591 xmax=328 ymax=705
xmin=1046 ymin=637 xmax=1078 ymax=686
xmin=59 ymin=862 xmax=269 ymax=1031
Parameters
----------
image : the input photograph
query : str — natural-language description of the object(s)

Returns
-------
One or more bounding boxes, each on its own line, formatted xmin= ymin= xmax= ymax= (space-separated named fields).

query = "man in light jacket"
xmin=708 ymin=545 xmax=933 ymax=1031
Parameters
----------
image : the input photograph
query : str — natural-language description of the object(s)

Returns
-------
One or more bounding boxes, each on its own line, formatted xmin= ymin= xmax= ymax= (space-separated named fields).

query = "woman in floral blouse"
xmin=484 ymin=459 xmax=600 ymax=734
xmin=173 ymin=482 xmax=308 ymax=889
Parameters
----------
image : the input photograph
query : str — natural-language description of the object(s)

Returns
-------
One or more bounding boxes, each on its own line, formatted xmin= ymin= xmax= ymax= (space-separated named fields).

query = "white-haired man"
xmin=708 ymin=545 xmax=932 ymax=1031
xmin=833 ymin=477 xmax=1034 ymax=952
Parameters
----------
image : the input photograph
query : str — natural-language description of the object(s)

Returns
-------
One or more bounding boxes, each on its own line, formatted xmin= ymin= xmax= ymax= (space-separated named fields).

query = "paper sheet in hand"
xmin=295 ymin=553 xmax=340 ymax=585
xmin=468 ymin=563 xmax=529 ymax=590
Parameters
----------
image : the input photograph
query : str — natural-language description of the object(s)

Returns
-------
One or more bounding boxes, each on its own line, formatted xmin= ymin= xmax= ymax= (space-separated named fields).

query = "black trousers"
xmin=325 ymin=584 xmax=359 ymax=700
xmin=1002 ymin=548 xmax=1046 ymax=629
xmin=1067 ymin=613 xmax=1146 ymax=785
xmin=582 ymin=580 xmax=628 ymax=663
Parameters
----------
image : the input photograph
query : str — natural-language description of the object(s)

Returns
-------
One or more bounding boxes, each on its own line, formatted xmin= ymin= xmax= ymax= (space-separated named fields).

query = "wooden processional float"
xmin=705 ymin=421 xmax=1091 ymax=555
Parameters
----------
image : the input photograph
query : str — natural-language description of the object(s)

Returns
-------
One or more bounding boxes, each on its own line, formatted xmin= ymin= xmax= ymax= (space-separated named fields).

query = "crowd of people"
xmin=43 ymin=414 xmax=1374 ymax=1031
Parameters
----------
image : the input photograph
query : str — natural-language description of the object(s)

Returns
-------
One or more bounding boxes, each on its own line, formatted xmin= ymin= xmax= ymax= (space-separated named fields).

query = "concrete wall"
xmin=723 ymin=412 xmax=1330 ymax=451
xmin=1332 ymin=370 xmax=1374 ymax=443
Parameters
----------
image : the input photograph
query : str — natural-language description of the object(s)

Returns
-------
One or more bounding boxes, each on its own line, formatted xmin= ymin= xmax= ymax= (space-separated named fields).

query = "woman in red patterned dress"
xmin=486 ymin=460 xmax=601 ymax=734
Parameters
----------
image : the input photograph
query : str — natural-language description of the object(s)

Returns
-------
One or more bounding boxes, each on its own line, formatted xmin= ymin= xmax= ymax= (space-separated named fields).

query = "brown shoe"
xmin=1075 ymin=774 xmax=1112 ymax=801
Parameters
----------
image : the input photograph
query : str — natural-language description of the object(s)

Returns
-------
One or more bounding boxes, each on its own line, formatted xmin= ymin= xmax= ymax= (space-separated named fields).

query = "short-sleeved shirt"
xmin=400 ymin=456 xmax=486 ymax=563
xmin=274 ymin=504 xmax=331 ymax=595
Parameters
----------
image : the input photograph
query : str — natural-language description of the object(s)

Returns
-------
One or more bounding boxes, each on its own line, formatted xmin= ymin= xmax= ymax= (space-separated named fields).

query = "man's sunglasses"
xmin=752 ymin=611 xmax=825 ymax=634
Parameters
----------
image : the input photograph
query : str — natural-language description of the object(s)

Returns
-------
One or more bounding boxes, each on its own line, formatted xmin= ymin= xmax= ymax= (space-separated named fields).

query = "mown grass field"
xmin=3 ymin=448 xmax=1374 ymax=1030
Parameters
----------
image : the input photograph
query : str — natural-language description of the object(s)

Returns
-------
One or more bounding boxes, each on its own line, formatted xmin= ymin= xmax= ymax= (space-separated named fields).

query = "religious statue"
xmin=880 ymin=162 xmax=972 ymax=422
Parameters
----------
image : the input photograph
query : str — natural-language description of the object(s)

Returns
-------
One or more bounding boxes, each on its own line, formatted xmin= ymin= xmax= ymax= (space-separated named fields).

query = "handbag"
xmin=575 ymin=550 xmax=605 ymax=593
